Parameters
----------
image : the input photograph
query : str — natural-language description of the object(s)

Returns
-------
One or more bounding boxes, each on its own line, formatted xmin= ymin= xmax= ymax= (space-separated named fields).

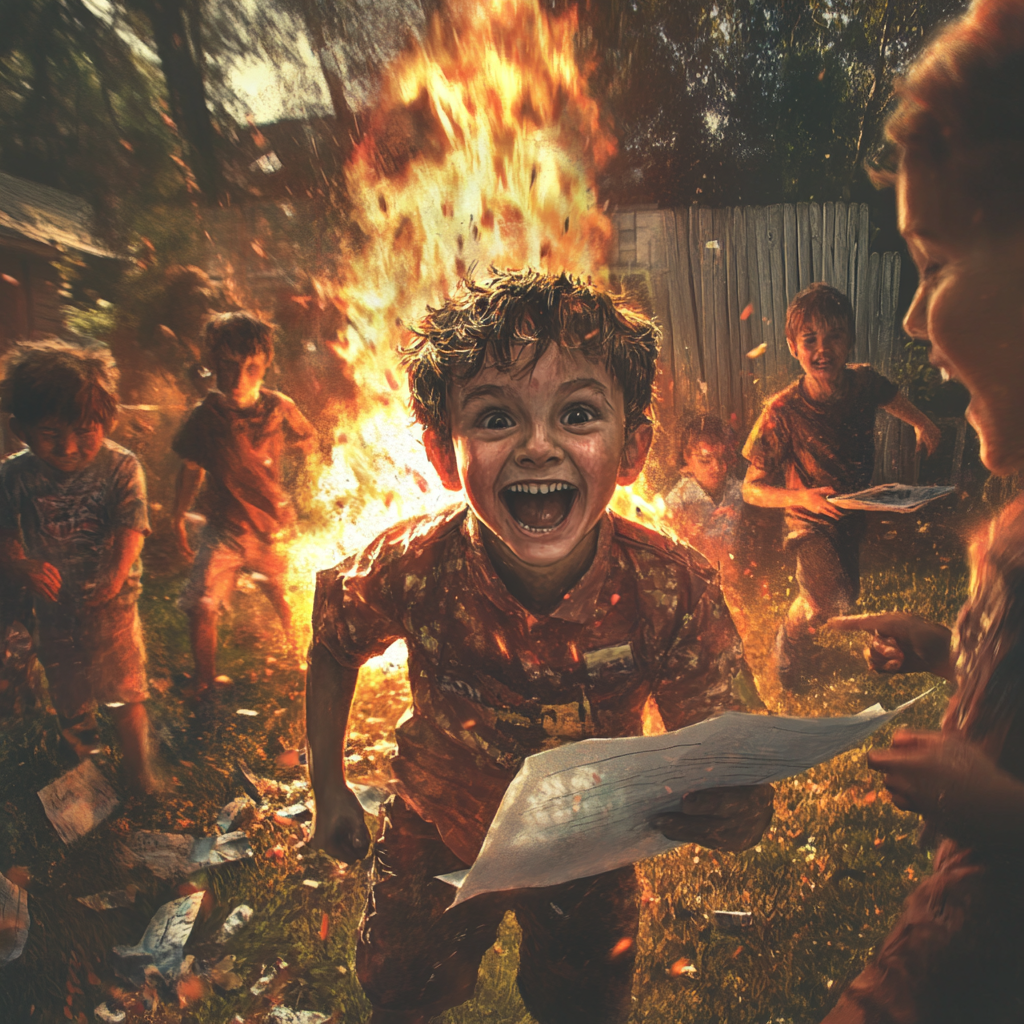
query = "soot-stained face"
xmin=425 ymin=344 xmax=650 ymax=568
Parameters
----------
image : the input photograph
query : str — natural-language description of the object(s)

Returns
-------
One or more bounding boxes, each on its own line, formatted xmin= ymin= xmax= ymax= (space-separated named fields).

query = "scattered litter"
xmin=266 ymin=1010 xmax=329 ymax=1024
xmin=207 ymin=954 xmax=243 ymax=991
xmin=746 ymin=342 xmax=767 ymax=359
xmin=301 ymin=879 xmax=321 ymax=889
xmin=237 ymin=759 xmax=308 ymax=803
xmin=215 ymin=904 xmax=253 ymax=943
xmin=216 ymin=795 xmax=255 ymax=833
xmin=351 ymin=782 xmax=390 ymax=815
xmin=215 ymin=675 xmax=233 ymax=685
xmin=668 ymin=956 xmax=697 ymax=977
xmin=250 ymin=959 xmax=287 ymax=996
xmin=275 ymin=747 xmax=307 ymax=768
xmin=713 ymin=910 xmax=754 ymax=930
xmin=78 ymin=885 xmax=139 ymax=911
xmin=319 ymin=912 xmax=329 ymax=941
xmin=274 ymin=801 xmax=312 ymax=828
xmin=183 ymin=512 xmax=206 ymax=524
xmin=0 ymin=871 xmax=29 ymax=964
xmin=37 ymin=760 xmax=119 ymax=844
xmin=113 ymin=892 xmax=204 ymax=986
xmin=120 ymin=830 xmax=253 ymax=880
xmin=236 ymin=708 xmax=258 ymax=716
xmin=94 ymin=1004 xmax=126 ymax=1023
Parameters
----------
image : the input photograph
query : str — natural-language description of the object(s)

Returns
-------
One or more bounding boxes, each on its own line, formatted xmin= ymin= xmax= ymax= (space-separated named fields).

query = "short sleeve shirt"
xmin=742 ymin=364 xmax=898 ymax=535
xmin=664 ymin=475 xmax=743 ymax=565
xmin=172 ymin=388 xmax=314 ymax=541
xmin=0 ymin=440 xmax=150 ymax=603
xmin=312 ymin=505 xmax=763 ymax=863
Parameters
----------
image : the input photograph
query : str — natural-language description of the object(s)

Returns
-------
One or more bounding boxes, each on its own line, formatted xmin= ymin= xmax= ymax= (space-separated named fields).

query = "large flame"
xmin=283 ymin=0 xmax=665 ymax=656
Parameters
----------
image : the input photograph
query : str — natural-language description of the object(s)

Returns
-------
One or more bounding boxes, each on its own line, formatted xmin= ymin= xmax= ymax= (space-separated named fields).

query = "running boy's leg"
xmin=357 ymin=797 xmax=507 ymax=1021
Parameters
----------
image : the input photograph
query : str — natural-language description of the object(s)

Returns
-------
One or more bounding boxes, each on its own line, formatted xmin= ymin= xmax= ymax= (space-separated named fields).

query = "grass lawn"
xmin=0 ymin=513 xmax=970 ymax=1024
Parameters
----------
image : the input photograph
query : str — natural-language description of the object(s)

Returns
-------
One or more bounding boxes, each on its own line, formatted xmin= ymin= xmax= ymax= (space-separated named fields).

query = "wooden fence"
xmin=609 ymin=202 xmax=918 ymax=483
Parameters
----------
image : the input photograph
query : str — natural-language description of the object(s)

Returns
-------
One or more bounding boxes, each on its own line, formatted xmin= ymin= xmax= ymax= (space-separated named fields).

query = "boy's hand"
xmin=651 ymin=784 xmax=774 ymax=851
xmin=14 ymin=559 xmax=62 ymax=602
xmin=796 ymin=486 xmax=843 ymax=519
xmin=867 ymin=730 xmax=1024 ymax=846
xmin=83 ymin=577 xmax=124 ymax=608
xmin=829 ymin=612 xmax=954 ymax=678
xmin=915 ymin=420 xmax=942 ymax=458
xmin=311 ymin=785 xmax=371 ymax=863
xmin=172 ymin=516 xmax=194 ymax=560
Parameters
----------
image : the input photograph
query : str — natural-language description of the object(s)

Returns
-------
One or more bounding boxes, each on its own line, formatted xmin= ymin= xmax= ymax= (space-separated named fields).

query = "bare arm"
xmin=83 ymin=527 xmax=146 ymax=608
xmin=172 ymin=460 xmax=205 ymax=559
xmin=741 ymin=462 xmax=843 ymax=520
xmin=0 ymin=528 xmax=61 ymax=602
xmin=882 ymin=392 xmax=941 ymax=456
xmin=306 ymin=641 xmax=371 ymax=862
xmin=283 ymin=397 xmax=317 ymax=455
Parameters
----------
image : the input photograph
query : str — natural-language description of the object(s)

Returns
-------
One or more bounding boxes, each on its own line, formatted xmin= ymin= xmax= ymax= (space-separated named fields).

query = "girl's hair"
xmin=872 ymin=0 xmax=1024 ymax=224
xmin=0 ymin=338 xmax=120 ymax=429
xmin=402 ymin=269 xmax=660 ymax=443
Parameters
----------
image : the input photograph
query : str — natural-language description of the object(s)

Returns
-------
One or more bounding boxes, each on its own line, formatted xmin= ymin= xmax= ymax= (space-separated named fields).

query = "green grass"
xmin=0 ymin=545 xmax=967 ymax=1024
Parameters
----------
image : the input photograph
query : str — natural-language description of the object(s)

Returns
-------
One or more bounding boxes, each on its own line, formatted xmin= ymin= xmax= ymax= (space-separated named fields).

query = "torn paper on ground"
xmin=94 ymin=1004 xmax=126 ymax=1023
xmin=216 ymin=795 xmax=254 ymax=833
xmin=215 ymin=904 xmax=253 ymax=942
xmin=350 ymin=782 xmax=390 ymax=815
xmin=266 ymin=1009 xmax=330 ymax=1024
xmin=0 ymin=871 xmax=29 ymax=964
xmin=112 ymin=891 xmax=204 ymax=985
xmin=77 ymin=885 xmax=138 ymax=911
xmin=440 ymin=694 xmax=931 ymax=906
xmin=37 ymin=759 xmax=119 ymax=844
xmin=120 ymin=830 xmax=253 ymax=880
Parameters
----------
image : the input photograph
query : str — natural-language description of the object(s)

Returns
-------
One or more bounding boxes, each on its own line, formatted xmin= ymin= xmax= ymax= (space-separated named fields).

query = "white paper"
xmin=442 ymin=694 xmax=929 ymax=906
xmin=112 ymin=892 xmax=204 ymax=983
xmin=0 ymin=872 xmax=30 ymax=965
xmin=216 ymin=795 xmax=254 ymax=833
xmin=266 ymin=1010 xmax=330 ymax=1024
xmin=828 ymin=483 xmax=954 ymax=512
xmin=121 ymin=829 xmax=253 ymax=879
xmin=37 ymin=760 xmax=119 ymax=844
xmin=215 ymin=904 xmax=253 ymax=943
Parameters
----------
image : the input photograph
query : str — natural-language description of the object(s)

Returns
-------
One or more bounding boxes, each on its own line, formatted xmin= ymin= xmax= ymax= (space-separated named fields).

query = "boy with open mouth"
xmin=306 ymin=269 xmax=773 ymax=1024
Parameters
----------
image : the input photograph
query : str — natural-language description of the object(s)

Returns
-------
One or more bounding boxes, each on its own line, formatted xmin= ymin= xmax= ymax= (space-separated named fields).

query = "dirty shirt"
xmin=313 ymin=506 xmax=762 ymax=864
xmin=742 ymin=364 xmax=898 ymax=540
xmin=664 ymin=475 xmax=743 ymax=566
xmin=0 ymin=440 xmax=150 ymax=605
xmin=172 ymin=388 xmax=313 ymax=542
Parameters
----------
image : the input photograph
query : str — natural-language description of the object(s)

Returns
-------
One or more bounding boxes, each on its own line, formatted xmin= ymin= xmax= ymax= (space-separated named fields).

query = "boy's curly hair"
xmin=205 ymin=311 xmax=274 ymax=363
xmin=0 ymin=338 xmax=120 ymax=429
xmin=785 ymin=283 xmax=855 ymax=344
xmin=401 ymin=269 xmax=660 ymax=442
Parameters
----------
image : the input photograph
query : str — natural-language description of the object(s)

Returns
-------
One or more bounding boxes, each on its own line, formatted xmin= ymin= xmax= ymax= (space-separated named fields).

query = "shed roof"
xmin=0 ymin=172 xmax=116 ymax=259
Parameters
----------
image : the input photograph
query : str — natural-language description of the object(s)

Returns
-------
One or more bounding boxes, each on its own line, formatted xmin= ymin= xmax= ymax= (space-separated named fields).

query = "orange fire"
xmin=283 ymin=0 xmax=667 ymax=660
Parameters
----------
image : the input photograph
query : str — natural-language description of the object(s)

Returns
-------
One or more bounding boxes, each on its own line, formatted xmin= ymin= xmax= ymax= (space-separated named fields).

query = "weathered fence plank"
xmin=796 ymin=202 xmax=811 ymax=290
xmin=855 ymin=204 xmax=871 ymax=362
xmin=822 ymin=202 xmax=835 ymax=287
xmin=810 ymin=202 xmax=823 ymax=280
xmin=767 ymin=204 xmax=788 ymax=386
xmin=784 ymin=204 xmax=799 ymax=306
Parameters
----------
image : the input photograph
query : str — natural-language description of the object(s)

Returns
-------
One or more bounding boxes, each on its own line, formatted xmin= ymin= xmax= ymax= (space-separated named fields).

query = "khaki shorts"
xmin=178 ymin=526 xmax=288 ymax=615
xmin=35 ymin=596 xmax=148 ymax=718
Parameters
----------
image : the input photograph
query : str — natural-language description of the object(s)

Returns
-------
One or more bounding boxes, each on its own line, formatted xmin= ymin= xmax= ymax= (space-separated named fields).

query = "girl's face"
xmin=899 ymin=155 xmax=1024 ymax=476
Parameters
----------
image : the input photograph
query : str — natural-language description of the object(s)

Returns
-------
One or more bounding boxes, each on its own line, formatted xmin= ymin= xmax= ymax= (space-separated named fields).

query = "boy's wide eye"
xmin=481 ymin=410 xmax=515 ymax=430
xmin=563 ymin=405 xmax=596 ymax=426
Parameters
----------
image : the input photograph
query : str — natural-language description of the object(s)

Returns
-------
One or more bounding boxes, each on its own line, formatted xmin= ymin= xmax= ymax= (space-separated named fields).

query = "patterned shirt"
xmin=172 ymin=388 xmax=314 ymax=542
xmin=742 ymin=364 xmax=899 ymax=538
xmin=0 ymin=440 xmax=150 ymax=604
xmin=312 ymin=505 xmax=763 ymax=863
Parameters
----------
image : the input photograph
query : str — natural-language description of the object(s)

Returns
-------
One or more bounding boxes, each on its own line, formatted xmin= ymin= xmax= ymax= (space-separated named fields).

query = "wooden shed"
xmin=0 ymin=171 xmax=115 ymax=346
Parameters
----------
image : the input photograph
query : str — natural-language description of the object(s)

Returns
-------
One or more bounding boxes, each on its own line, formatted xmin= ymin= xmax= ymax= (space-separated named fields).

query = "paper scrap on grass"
xmin=37 ymin=759 xmax=119 ymax=844
xmin=94 ymin=1004 xmax=126 ymax=1023
xmin=215 ymin=904 xmax=253 ymax=942
xmin=439 ymin=694 xmax=931 ymax=906
xmin=266 ymin=1009 xmax=330 ymax=1024
xmin=216 ymin=795 xmax=254 ymax=833
xmin=0 ymin=871 xmax=29 ymax=964
xmin=112 ymin=891 xmax=204 ymax=985
xmin=350 ymin=782 xmax=390 ymax=815
xmin=120 ymin=830 xmax=253 ymax=879
xmin=828 ymin=483 xmax=954 ymax=513
xmin=77 ymin=885 xmax=138 ymax=911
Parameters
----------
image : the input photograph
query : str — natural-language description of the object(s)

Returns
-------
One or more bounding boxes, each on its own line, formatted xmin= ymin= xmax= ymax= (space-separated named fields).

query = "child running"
xmin=741 ymin=283 xmax=940 ymax=685
xmin=172 ymin=312 xmax=315 ymax=691
xmin=307 ymin=270 xmax=773 ymax=1024
xmin=0 ymin=340 xmax=158 ymax=792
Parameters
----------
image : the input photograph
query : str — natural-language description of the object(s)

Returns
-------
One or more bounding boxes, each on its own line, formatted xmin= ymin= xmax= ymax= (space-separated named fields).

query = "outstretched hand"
xmin=868 ymin=730 xmax=1024 ymax=847
xmin=651 ymin=784 xmax=774 ymax=852
xmin=310 ymin=785 xmax=371 ymax=864
xmin=797 ymin=486 xmax=843 ymax=520
xmin=829 ymin=612 xmax=954 ymax=678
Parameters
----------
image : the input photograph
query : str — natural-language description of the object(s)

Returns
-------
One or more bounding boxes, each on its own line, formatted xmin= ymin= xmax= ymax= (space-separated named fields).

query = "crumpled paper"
xmin=112 ymin=891 xmax=204 ymax=985
xmin=0 ymin=872 xmax=30 ymax=965
xmin=118 ymin=830 xmax=253 ymax=880
xmin=37 ymin=760 xmax=119 ymax=844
